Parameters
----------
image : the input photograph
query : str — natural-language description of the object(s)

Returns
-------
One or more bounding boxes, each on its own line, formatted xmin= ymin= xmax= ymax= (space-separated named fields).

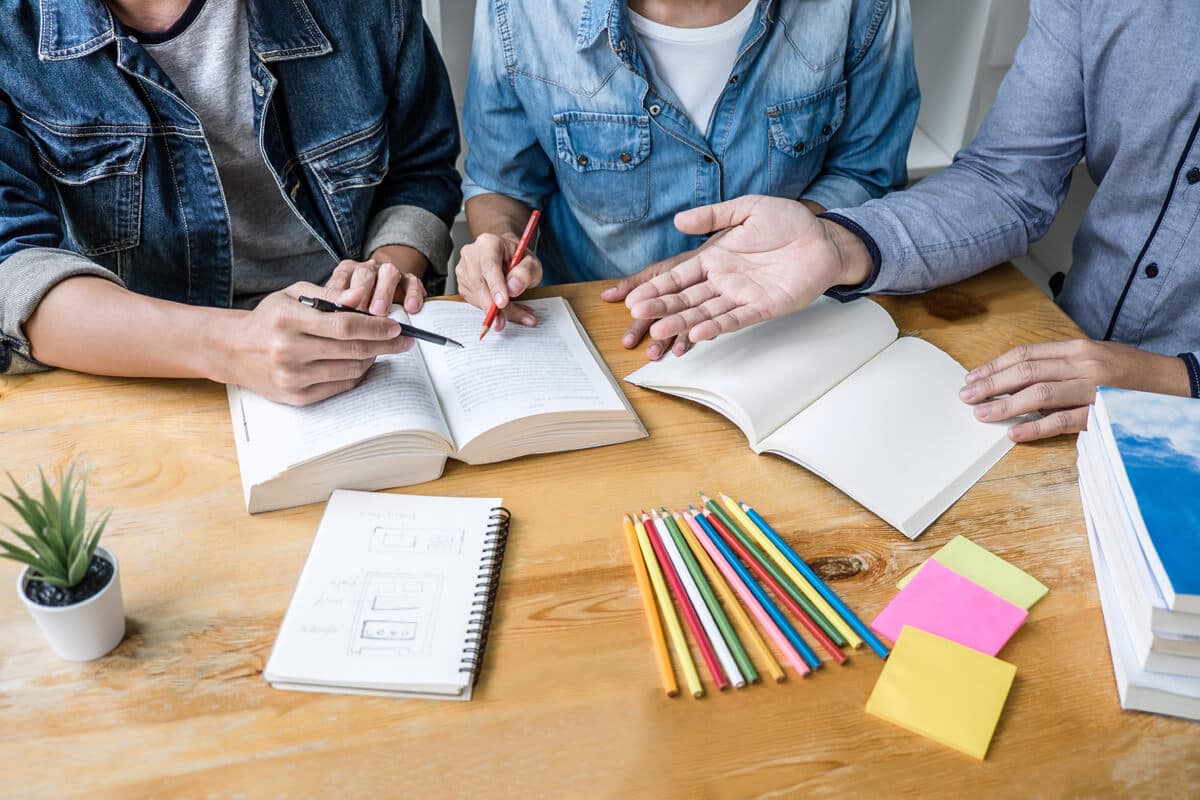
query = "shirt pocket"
xmin=302 ymin=118 xmax=389 ymax=252
xmin=552 ymin=111 xmax=650 ymax=225
xmin=25 ymin=120 xmax=145 ymax=257
xmin=766 ymin=82 xmax=847 ymax=199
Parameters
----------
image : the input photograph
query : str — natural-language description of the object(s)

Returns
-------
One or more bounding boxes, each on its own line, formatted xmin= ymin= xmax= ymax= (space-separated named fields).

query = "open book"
xmin=626 ymin=297 xmax=1016 ymax=538
xmin=229 ymin=296 xmax=646 ymax=512
xmin=264 ymin=490 xmax=510 ymax=700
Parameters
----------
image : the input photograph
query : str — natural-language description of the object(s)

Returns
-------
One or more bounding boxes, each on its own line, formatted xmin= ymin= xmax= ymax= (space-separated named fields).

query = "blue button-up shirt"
xmin=462 ymin=0 xmax=918 ymax=285
xmin=831 ymin=0 xmax=1200 ymax=394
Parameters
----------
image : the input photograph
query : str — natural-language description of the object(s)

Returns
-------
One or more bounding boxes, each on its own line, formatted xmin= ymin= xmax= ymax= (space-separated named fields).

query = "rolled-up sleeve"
xmin=460 ymin=0 xmax=556 ymax=209
xmin=0 ymin=97 xmax=121 ymax=374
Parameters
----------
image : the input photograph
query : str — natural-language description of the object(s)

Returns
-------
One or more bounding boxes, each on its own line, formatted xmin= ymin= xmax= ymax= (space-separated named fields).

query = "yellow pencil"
xmin=634 ymin=515 xmax=704 ymax=698
xmin=720 ymin=493 xmax=863 ymax=649
xmin=674 ymin=511 xmax=786 ymax=684
xmin=623 ymin=514 xmax=679 ymax=697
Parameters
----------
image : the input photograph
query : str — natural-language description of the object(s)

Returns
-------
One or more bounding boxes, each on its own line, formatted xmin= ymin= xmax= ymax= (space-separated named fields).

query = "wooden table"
xmin=2 ymin=265 xmax=1197 ymax=798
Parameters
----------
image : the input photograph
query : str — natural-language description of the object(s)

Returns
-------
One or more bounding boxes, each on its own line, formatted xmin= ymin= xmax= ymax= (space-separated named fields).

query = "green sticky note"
xmin=866 ymin=626 xmax=1017 ymax=760
xmin=897 ymin=536 xmax=1049 ymax=610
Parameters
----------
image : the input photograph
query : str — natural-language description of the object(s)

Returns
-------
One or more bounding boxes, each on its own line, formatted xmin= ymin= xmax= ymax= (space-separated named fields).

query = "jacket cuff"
xmin=1 ymin=247 xmax=123 ymax=374
xmin=363 ymin=204 xmax=452 ymax=276
xmin=1178 ymin=352 xmax=1200 ymax=398
xmin=819 ymin=212 xmax=883 ymax=302
xmin=802 ymin=173 xmax=874 ymax=213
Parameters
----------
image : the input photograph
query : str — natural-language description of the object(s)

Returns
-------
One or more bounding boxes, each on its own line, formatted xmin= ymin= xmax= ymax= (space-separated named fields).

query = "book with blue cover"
xmin=1094 ymin=387 xmax=1200 ymax=615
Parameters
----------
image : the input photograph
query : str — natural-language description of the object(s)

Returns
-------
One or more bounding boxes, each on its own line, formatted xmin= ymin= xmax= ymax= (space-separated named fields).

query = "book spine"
xmin=460 ymin=507 xmax=512 ymax=684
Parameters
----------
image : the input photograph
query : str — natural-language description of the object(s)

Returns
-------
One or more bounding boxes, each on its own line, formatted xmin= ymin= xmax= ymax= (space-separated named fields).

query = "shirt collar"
xmin=38 ymin=0 xmax=331 ymax=62
xmin=575 ymin=0 xmax=625 ymax=51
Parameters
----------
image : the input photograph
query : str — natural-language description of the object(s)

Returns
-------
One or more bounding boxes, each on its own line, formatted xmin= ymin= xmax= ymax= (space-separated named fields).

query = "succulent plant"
xmin=0 ymin=464 xmax=110 ymax=589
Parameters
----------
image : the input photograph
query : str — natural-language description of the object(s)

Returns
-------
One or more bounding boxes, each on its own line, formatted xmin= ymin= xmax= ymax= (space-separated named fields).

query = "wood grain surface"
xmin=1 ymin=265 xmax=1197 ymax=798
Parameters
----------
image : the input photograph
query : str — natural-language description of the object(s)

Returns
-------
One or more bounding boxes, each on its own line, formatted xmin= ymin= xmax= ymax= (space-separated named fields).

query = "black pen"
xmin=297 ymin=296 xmax=465 ymax=349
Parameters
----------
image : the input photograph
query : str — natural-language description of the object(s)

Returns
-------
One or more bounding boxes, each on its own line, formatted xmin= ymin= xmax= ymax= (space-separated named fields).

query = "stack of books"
xmin=1077 ymin=386 xmax=1200 ymax=721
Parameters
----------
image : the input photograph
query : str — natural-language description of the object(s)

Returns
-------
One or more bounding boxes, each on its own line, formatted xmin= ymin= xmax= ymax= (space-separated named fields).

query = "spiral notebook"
xmin=263 ymin=490 xmax=510 ymax=700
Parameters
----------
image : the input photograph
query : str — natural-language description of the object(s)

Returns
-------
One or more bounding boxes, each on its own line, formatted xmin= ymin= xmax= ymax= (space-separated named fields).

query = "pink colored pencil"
xmin=642 ymin=513 xmax=729 ymax=690
xmin=684 ymin=511 xmax=811 ymax=677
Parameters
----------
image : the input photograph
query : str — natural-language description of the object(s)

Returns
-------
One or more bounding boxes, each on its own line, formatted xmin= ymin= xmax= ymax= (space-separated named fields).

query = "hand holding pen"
xmin=454 ymin=208 xmax=542 ymax=338
xmin=297 ymin=295 xmax=464 ymax=348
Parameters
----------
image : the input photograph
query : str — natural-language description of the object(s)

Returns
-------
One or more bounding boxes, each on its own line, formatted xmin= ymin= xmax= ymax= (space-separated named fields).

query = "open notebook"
xmin=264 ymin=491 xmax=510 ymax=700
xmin=626 ymin=297 xmax=1016 ymax=538
xmin=228 ymin=296 xmax=646 ymax=512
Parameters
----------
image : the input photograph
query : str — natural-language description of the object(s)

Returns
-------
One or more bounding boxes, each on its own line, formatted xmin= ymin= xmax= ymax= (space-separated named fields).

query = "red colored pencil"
xmin=479 ymin=209 xmax=541 ymax=340
xmin=643 ymin=513 xmax=729 ymax=690
xmin=702 ymin=509 xmax=846 ymax=664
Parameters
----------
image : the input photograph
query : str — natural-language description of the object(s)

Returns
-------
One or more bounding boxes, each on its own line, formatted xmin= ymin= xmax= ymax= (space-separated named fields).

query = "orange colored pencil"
xmin=622 ymin=514 xmax=678 ymax=697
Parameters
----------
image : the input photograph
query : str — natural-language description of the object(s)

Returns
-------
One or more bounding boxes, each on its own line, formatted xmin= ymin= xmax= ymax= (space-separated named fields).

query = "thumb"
xmin=674 ymin=196 xmax=759 ymax=236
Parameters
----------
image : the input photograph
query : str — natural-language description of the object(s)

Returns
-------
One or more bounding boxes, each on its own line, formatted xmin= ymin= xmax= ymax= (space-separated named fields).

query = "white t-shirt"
xmin=628 ymin=0 xmax=758 ymax=136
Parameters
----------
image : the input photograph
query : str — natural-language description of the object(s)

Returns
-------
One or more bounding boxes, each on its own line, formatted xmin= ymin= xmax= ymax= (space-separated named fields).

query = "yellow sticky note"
xmin=896 ymin=535 xmax=1049 ymax=609
xmin=866 ymin=626 xmax=1016 ymax=760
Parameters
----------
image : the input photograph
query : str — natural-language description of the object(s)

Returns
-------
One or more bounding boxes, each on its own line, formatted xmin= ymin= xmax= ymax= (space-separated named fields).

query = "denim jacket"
xmin=828 ymin=0 xmax=1200 ymax=396
xmin=462 ymin=0 xmax=918 ymax=285
xmin=0 ymin=0 xmax=461 ymax=373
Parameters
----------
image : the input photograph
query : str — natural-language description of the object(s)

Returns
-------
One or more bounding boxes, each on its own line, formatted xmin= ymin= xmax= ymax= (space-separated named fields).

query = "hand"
xmin=220 ymin=282 xmax=414 ymax=406
xmin=960 ymin=339 xmax=1191 ymax=442
xmin=600 ymin=233 xmax=730 ymax=359
xmin=325 ymin=253 xmax=426 ymax=316
xmin=624 ymin=195 xmax=872 ymax=346
xmin=455 ymin=232 xmax=540 ymax=333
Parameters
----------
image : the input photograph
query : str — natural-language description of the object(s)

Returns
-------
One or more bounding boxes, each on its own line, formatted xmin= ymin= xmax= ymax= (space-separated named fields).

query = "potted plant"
xmin=1 ymin=464 xmax=125 ymax=660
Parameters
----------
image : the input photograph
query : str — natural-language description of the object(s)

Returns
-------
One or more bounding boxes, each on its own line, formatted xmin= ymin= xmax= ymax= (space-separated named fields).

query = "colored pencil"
xmin=720 ymin=493 xmax=863 ymax=649
xmin=643 ymin=513 xmax=728 ymax=690
xmin=677 ymin=511 xmax=781 ymax=682
xmin=692 ymin=508 xmax=821 ymax=671
xmin=659 ymin=508 xmax=753 ymax=686
xmin=634 ymin=516 xmax=702 ymax=697
xmin=479 ymin=209 xmax=541 ymax=340
xmin=622 ymin=514 xmax=678 ymax=697
xmin=702 ymin=495 xmax=846 ymax=648
xmin=701 ymin=507 xmax=846 ymax=665
xmin=740 ymin=500 xmax=891 ymax=660
xmin=653 ymin=510 xmax=739 ymax=689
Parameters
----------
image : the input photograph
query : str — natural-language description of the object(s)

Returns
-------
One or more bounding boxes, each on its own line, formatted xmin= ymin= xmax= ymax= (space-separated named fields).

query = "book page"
xmin=412 ymin=298 xmax=630 ymax=449
xmin=761 ymin=337 xmax=1014 ymax=537
xmin=625 ymin=297 xmax=898 ymax=445
xmin=233 ymin=328 xmax=452 ymax=478
xmin=264 ymin=491 xmax=501 ymax=695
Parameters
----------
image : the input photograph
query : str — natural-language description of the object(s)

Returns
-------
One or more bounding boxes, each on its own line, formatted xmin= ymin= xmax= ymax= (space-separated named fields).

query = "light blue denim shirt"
xmin=463 ymin=0 xmax=918 ymax=284
xmin=828 ymin=0 xmax=1200 ymax=396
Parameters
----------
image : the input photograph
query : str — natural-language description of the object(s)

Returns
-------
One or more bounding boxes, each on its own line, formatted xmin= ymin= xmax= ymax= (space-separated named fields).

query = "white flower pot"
xmin=17 ymin=545 xmax=126 ymax=661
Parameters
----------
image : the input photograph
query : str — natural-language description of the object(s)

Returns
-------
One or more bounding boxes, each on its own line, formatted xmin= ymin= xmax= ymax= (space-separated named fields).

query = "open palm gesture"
xmin=625 ymin=195 xmax=870 ymax=344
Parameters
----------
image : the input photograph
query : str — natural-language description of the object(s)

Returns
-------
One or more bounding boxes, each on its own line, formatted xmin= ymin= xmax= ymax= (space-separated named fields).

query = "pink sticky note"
xmin=871 ymin=559 xmax=1028 ymax=656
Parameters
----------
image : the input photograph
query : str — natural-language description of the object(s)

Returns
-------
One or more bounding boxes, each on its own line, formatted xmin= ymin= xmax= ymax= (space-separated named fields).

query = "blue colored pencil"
xmin=692 ymin=508 xmax=822 ymax=670
xmin=739 ymin=501 xmax=890 ymax=660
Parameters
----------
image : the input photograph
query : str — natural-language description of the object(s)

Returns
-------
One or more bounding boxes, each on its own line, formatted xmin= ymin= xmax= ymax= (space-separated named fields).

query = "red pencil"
xmin=479 ymin=209 xmax=541 ymax=340
xmin=702 ymin=509 xmax=847 ymax=664
xmin=642 ymin=512 xmax=729 ymax=690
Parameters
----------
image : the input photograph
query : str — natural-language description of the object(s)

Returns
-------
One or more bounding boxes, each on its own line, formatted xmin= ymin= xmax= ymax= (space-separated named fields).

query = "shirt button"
xmin=648 ymin=103 xmax=662 ymax=116
xmin=252 ymin=80 xmax=265 ymax=97
xmin=729 ymin=75 xmax=739 ymax=84
xmin=821 ymin=124 xmax=833 ymax=136
xmin=129 ymin=34 xmax=139 ymax=44
xmin=1145 ymin=262 xmax=1159 ymax=278
xmin=619 ymin=152 xmax=631 ymax=164
xmin=794 ymin=141 xmax=807 ymax=153
xmin=703 ymin=155 xmax=714 ymax=164
xmin=576 ymin=154 xmax=589 ymax=166
xmin=1188 ymin=167 xmax=1200 ymax=184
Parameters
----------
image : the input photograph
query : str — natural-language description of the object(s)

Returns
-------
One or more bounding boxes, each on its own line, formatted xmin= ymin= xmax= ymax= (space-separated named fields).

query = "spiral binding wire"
xmin=460 ymin=507 xmax=512 ymax=683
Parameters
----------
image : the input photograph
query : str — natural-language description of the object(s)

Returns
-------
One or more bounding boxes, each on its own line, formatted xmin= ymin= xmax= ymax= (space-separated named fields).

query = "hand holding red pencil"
xmin=456 ymin=209 xmax=542 ymax=339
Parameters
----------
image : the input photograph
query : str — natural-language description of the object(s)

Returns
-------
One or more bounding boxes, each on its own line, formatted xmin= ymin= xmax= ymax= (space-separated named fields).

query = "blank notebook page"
xmin=264 ymin=491 xmax=501 ymax=696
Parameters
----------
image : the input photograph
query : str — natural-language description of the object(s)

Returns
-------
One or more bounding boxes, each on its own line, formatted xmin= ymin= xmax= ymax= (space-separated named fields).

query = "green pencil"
xmin=659 ymin=508 xmax=759 ymax=684
xmin=702 ymin=494 xmax=847 ymax=647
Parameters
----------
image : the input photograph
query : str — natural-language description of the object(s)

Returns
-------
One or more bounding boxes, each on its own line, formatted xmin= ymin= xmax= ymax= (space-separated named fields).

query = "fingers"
xmin=601 ymin=253 xmax=684 ymax=303
xmin=647 ymin=294 xmax=735 ymax=341
xmin=505 ymin=253 xmax=543 ymax=299
xmin=504 ymin=301 xmax=537 ymax=327
xmin=965 ymin=341 xmax=1087 ymax=384
xmin=304 ymin=331 xmax=414 ymax=361
xmin=1008 ymin=406 xmax=1090 ymax=442
xmin=285 ymin=375 xmax=371 ymax=407
xmin=685 ymin=303 xmax=766 ymax=344
xmin=398 ymin=272 xmax=425 ymax=314
xmin=959 ymin=357 xmax=1078 ymax=404
xmin=626 ymin=258 xmax=709 ymax=312
xmin=621 ymin=317 xmax=652 ymax=349
xmin=477 ymin=235 xmax=511 ymax=309
xmin=674 ymin=196 xmax=760 ymax=236
xmin=972 ymin=378 xmax=1096 ymax=423
xmin=295 ymin=303 xmax=402 ymax=341
xmin=324 ymin=259 xmax=359 ymax=292
xmin=369 ymin=262 xmax=401 ymax=315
